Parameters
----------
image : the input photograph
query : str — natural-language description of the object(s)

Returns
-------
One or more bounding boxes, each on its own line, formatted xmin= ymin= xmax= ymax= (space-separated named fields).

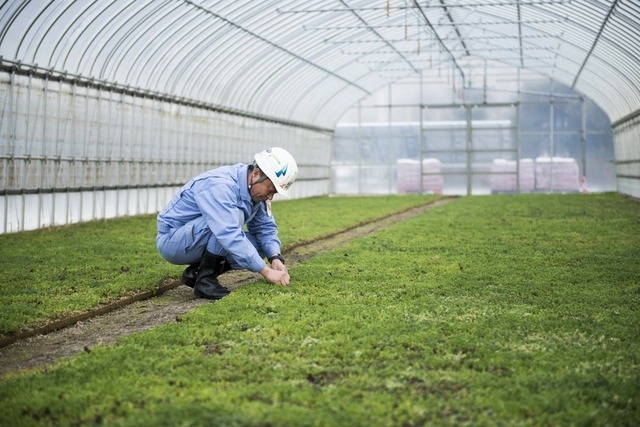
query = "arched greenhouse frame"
xmin=0 ymin=0 xmax=638 ymax=233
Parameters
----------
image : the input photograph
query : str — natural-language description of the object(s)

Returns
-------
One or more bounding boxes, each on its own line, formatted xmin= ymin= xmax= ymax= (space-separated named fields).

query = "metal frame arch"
xmin=225 ymin=50 xmax=299 ymax=113
xmin=162 ymin=2 xmax=265 ymax=98
xmin=45 ymin=3 xmax=110 ymax=72
xmin=596 ymin=30 xmax=640 ymax=83
xmin=70 ymin=1 xmax=133 ymax=76
xmin=125 ymin=2 xmax=193 ymax=86
xmin=342 ymin=2 xmax=420 ymax=76
xmin=309 ymin=81 xmax=369 ymax=128
xmin=196 ymin=36 xmax=298 ymax=109
xmin=584 ymin=50 xmax=640 ymax=116
xmin=198 ymin=43 xmax=274 ymax=107
xmin=181 ymin=1 xmax=371 ymax=107
xmin=447 ymin=3 xmax=591 ymax=60
xmin=593 ymin=41 xmax=640 ymax=94
xmin=279 ymin=68 xmax=358 ymax=124
xmin=575 ymin=76 xmax=623 ymax=122
xmin=166 ymin=22 xmax=240 ymax=98
xmin=171 ymin=0 xmax=265 ymax=98
xmin=110 ymin=1 xmax=188 ymax=86
xmin=86 ymin=1 xmax=156 ymax=80
xmin=249 ymin=43 xmax=393 ymax=119
xmin=142 ymin=7 xmax=219 ymax=94
xmin=280 ymin=17 xmax=376 ymax=72
xmin=0 ymin=0 xmax=637 ymax=142
xmin=461 ymin=24 xmax=565 ymax=69
xmin=222 ymin=0 xmax=280 ymax=30
xmin=578 ymin=61 xmax=635 ymax=119
xmin=452 ymin=6 xmax=637 ymax=120
xmin=176 ymin=15 xmax=265 ymax=100
xmin=243 ymin=58 xmax=317 ymax=118
xmin=225 ymin=34 xmax=374 ymax=115
xmin=616 ymin=0 xmax=640 ymax=31
xmin=62 ymin=1 xmax=123 ymax=73
xmin=604 ymin=27 xmax=639 ymax=68
xmin=96 ymin=1 xmax=169 ymax=82
xmin=261 ymin=54 xmax=372 ymax=123
xmin=0 ymin=0 xmax=30 ymax=52
xmin=33 ymin=1 xmax=84 ymax=68
xmin=525 ymin=2 xmax=637 ymax=115
xmin=450 ymin=14 xmax=557 ymax=49
xmin=14 ymin=1 xmax=60 ymax=64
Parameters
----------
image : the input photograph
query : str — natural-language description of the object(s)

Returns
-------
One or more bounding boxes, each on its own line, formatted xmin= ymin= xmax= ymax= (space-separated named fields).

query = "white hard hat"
xmin=254 ymin=147 xmax=298 ymax=197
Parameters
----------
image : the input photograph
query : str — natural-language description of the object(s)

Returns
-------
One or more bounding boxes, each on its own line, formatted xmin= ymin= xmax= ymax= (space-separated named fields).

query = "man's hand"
xmin=260 ymin=264 xmax=290 ymax=286
xmin=270 ymin=258 xmax=287 ymax=272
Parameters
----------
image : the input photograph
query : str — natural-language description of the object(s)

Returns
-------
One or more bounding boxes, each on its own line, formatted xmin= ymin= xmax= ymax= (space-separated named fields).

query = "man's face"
xmin=250 ymin=170 xmax=278 ymax=203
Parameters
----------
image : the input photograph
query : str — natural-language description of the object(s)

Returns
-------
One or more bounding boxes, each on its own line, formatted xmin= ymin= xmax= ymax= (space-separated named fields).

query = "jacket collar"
xmin=239 ymin=163 xmax=253 ymax=203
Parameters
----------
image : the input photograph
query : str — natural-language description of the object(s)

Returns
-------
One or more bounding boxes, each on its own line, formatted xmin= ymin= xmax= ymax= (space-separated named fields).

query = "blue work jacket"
xmin=157 ymin=163 xmax=281 ymax=272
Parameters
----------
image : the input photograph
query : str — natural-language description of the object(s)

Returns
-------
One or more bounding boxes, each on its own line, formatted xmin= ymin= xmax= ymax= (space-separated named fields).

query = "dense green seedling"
xmin=272 ymin=195 xmax=439 ymax=246
xmin=0 ymin=195 xmax=438 ymax=335
xmin=0 ymin=193 xmax=638 ymax=426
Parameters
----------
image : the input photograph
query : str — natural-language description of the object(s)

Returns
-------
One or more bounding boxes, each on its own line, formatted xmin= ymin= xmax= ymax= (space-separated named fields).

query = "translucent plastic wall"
xmin=0 ymin=0 xmax=637 ymax=232
xmin=332 ymin=70 xmax=615 ymax=196
xmin=613 ymin=116 xmax=640 ymax=199
xmin=0 ymin=68 xmax=331 ymax=233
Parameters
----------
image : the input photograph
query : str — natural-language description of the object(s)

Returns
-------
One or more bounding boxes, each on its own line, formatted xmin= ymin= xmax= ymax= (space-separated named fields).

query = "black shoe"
xmin=221 ymin=260 xmax=233 ymax=274
xmin=193 ymin=251 xmax=231 ymax=300
xmin=181 ymin=263 xmax=200 ymax=288
xmin=184 ymin=260 xmax=232 ymax=289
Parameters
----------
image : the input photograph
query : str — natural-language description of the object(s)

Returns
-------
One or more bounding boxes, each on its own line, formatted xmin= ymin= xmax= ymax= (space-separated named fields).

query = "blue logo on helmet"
xmin=275 ymin=164 xmax=288 ymax=178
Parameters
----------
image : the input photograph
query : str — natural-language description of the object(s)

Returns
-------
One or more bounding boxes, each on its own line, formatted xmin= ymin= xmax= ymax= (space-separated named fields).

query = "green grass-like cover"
xmin=1 ymin=193 xmax=638 ymax=426
xmin=0 ymin=195 xmax=438 ymax=335
xmin=271 ymin=195 xmax=438 ymax=246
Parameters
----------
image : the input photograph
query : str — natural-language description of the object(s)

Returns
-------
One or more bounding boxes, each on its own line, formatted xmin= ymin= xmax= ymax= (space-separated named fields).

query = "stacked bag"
xmin=490 ymin=159 xmax=536 ymax=193
xmin=490 ymin=157 xmax=580 ymax=193
xmin=534 ymin=157 xmax=580 ymax=192
xmin=397 ymin=158 xmax=444 ymax=194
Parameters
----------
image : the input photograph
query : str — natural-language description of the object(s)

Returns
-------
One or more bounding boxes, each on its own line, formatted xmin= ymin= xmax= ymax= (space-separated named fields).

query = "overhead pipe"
xmin=410 ymin=0 xmax=466 ymax=88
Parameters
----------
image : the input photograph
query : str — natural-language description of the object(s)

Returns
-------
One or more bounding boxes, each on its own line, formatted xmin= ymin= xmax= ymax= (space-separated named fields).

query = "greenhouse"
xmin=0 ymin=1 xmax=639 ymax=426
xmin=0 ymin=0 xmax=638 ymax=232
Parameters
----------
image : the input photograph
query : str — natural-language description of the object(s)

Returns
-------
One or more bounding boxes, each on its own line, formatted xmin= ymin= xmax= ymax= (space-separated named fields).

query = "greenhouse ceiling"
xmin=0 ymin=0 xmax=638 ymax=129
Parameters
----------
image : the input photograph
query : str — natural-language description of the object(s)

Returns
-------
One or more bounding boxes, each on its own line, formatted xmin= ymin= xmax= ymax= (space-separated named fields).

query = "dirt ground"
xmin=0 ymin=199 xmax=452 ymax=376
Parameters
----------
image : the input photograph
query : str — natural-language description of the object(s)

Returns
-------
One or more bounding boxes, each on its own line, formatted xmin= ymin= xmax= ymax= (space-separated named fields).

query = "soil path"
xmin=0 ymin=198 xmax=453 ymax=376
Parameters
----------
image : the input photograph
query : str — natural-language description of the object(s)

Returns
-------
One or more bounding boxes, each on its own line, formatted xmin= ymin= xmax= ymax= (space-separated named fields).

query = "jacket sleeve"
xmin=247 ymin=202 xmax=282 ymax=259
xmin=193 ymin=179 xmax=266 ymax=272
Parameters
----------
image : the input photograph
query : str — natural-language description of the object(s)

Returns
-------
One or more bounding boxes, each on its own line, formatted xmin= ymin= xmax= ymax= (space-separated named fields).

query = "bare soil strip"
xmin=0 ymin=198 xmax=453 ymax=376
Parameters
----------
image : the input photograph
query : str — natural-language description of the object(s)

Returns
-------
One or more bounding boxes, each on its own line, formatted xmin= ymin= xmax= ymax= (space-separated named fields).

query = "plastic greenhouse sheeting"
xmin=0 ymin=0 xmax=639 ymax=231
xmin=0 ymin=0 xmax=638 ymax=127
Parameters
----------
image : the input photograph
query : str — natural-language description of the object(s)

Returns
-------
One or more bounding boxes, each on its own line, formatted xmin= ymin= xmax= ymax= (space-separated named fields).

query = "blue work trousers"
xmin=156 ymin=216 xmax=264 ymax=267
